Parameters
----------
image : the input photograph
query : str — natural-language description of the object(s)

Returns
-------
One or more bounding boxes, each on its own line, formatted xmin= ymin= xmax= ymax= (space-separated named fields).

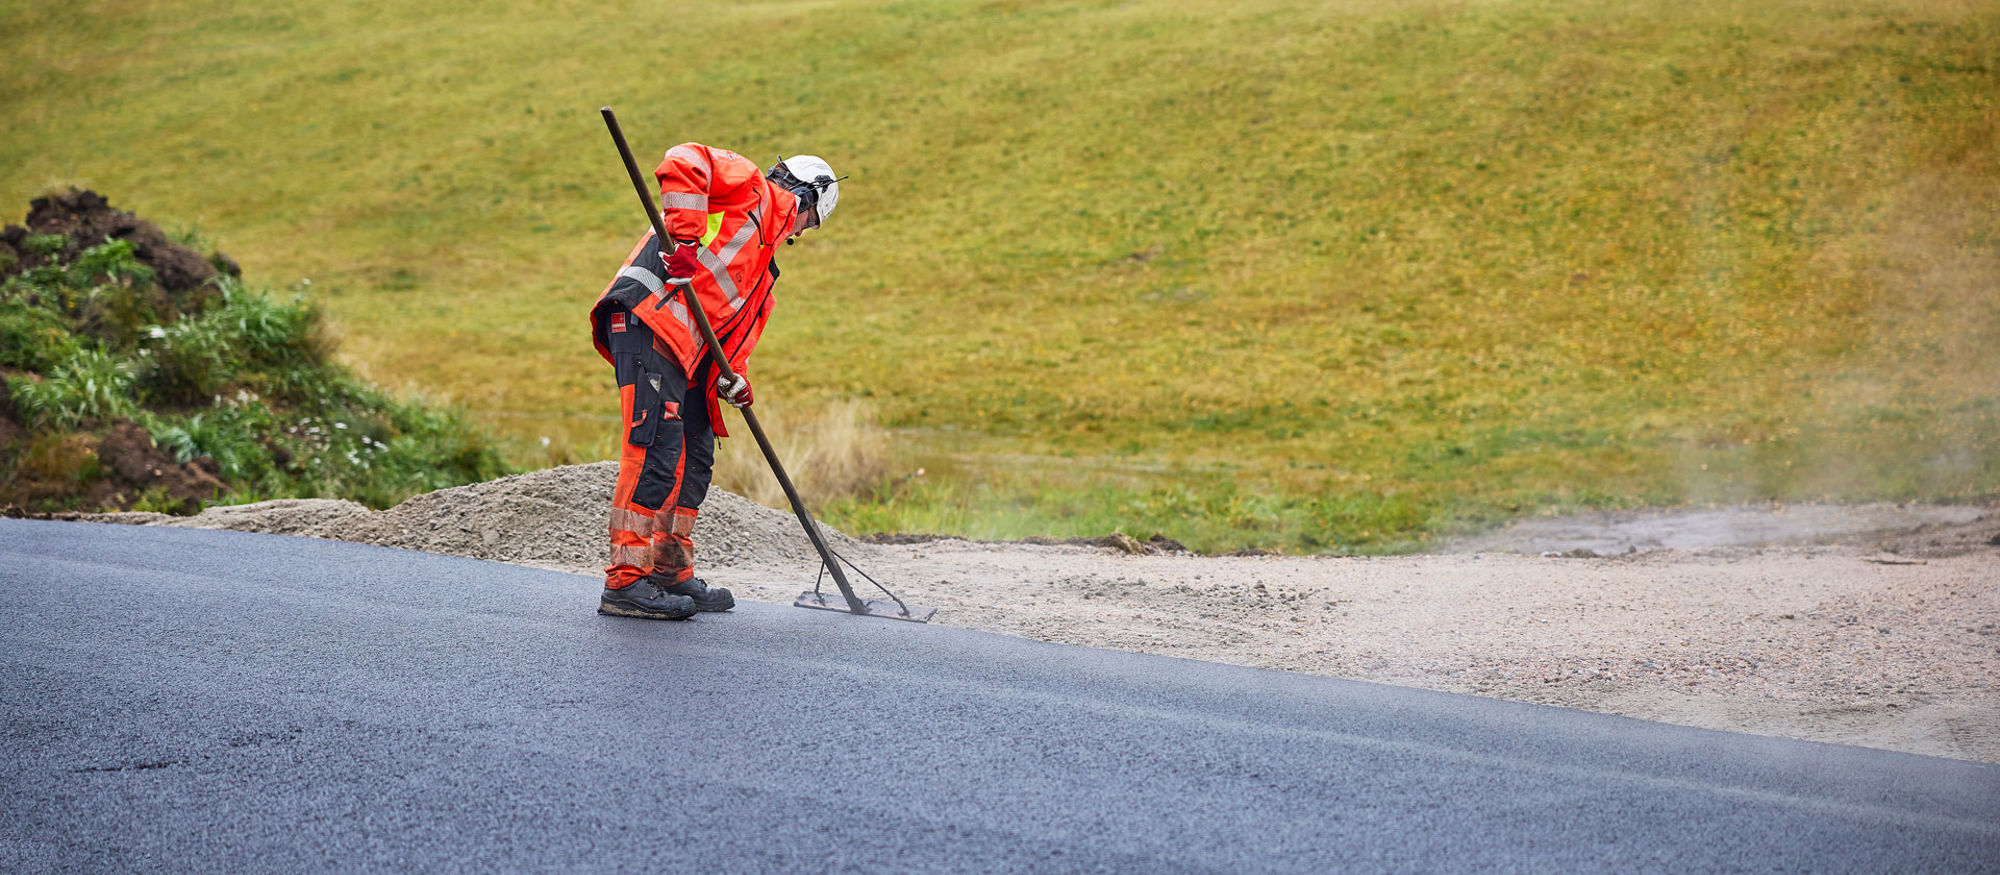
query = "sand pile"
xmin=159 ymin=498 xmax=370 ymax=535
xmin=124 ymin=462 xmax=867 ymax=575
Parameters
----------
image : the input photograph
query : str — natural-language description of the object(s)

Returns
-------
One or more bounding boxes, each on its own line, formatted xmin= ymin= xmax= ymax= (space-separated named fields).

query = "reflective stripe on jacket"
xmin=592 ymin=143 xmax=799 ymax=435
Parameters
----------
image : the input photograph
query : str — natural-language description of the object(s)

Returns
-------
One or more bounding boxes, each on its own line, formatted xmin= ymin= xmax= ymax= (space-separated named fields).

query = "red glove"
xmin=661 ymin=240 xmax=700 ymax=283
xmin=716 ymin=373 xmax=753 ymax=409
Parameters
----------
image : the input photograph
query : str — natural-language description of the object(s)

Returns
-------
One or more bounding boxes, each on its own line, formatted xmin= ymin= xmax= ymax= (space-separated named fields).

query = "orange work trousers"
xmin=599 ymin=306 xmax=717 ymax=590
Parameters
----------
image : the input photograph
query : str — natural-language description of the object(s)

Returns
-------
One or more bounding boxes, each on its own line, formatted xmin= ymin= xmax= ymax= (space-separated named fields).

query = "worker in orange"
xmin=588 ymin=144 xmax=841 ymax=620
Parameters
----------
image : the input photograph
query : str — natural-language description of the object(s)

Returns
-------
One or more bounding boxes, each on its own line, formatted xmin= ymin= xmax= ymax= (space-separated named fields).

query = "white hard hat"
xmin=773 ymin=155 xmax=839 ymax=227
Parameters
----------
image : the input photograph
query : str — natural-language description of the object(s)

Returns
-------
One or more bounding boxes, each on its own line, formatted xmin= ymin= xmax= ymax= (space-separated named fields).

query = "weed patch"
xmin=0 ymin=191 xmax=509 ymax=514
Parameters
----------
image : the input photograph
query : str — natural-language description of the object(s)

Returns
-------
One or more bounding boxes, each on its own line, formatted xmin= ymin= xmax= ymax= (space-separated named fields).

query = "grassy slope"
xmin=4 ymin=0 xmax=1995 ymax=551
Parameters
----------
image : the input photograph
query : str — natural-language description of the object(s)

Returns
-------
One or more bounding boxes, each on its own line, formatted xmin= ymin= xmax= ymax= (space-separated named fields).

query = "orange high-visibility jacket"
xmin=591 ymin=143 xmax=801 ymax=435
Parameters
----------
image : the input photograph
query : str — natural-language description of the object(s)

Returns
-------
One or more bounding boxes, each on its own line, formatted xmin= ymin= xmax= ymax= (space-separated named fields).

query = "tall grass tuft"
xmin=7 ymin=349 xmax=137 ymax=429
xmin=0 ymin=298 xmax=77 ymax=371
xmin=139 ymin=277 xmax=331 ymax=406
xmin=712 ymin=399 xmax=895 ymax=510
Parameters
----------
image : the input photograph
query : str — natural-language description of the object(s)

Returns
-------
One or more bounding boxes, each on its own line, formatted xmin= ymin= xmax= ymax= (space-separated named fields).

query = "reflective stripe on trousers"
xmin=600 ymin=305 xmax=717 ymax=589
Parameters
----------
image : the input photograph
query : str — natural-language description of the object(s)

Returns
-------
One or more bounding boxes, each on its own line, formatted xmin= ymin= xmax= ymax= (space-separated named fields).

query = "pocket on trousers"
xmin=627 ymin=365 xmax=663 ymax=447
xmin=631 ymin=409 xmax=684 ymax=512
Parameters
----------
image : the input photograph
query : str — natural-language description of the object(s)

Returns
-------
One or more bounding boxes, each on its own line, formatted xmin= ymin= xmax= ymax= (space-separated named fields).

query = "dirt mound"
xmin=2 ymin=417 xmax=228 ymax=515
xmin=0 ymin=189 xmax=237 ymax=298
xmin=96 ymin=420 xmax=230 ymax=511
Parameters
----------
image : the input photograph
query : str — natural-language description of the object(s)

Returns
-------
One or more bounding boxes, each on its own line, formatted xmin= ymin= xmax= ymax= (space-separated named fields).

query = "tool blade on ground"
xmin=794 ymin=591 xmax=937 ymax=623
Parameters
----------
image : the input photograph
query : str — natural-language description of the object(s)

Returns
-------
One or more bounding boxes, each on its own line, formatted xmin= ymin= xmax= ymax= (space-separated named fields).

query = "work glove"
xmin=660 ymin=240 xmax=700 ymax=285
xmin=715 ymin=373 xmax=753 ymax=410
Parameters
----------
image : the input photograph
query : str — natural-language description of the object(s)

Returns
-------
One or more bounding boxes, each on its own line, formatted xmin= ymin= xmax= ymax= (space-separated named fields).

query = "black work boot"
xmin=659 ymin=576 xmax=735 ymax=612
xmin=598 ymin=579 xmax=698 ymax=620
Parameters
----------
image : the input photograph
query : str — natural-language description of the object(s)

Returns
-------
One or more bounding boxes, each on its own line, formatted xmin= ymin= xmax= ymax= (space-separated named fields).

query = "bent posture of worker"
xmin=588 ymin=143 xmax=841 ymax=620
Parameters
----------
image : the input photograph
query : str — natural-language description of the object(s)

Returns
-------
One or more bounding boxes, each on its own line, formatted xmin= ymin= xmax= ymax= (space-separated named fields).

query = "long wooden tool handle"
xmin=600 ymin=107 xmax=866 ymax=613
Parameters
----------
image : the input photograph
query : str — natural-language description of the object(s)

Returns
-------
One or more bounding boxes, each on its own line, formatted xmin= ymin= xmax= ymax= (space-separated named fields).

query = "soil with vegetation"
xmin=0 ymin=191 xmax=509 ymax=515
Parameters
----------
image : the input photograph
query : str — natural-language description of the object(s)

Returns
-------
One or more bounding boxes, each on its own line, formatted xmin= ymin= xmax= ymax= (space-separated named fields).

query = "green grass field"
xmin=5 ymin=0 xmax=1995 ymax=551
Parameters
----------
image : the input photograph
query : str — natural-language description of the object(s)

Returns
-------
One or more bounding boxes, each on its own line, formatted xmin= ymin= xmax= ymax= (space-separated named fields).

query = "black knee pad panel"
xmin=630 ymin=414 xmax=684 ymax=511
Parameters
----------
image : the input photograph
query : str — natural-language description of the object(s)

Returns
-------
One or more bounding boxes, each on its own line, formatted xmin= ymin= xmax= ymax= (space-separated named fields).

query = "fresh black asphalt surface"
xmin=2 ymin=520 xmax=1996 ymax=872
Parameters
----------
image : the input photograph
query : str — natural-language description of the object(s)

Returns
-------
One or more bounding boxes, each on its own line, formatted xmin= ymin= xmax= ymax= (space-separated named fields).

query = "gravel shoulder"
xmin=844 ymin=543 xmax=1998 ymax=765
xmin=64 ymin=463 xmax=2000 ymax=764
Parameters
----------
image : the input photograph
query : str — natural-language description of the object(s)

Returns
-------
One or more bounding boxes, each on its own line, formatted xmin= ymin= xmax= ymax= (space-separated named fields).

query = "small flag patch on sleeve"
xmin=610 ymin=313 xmax=627 ymax=333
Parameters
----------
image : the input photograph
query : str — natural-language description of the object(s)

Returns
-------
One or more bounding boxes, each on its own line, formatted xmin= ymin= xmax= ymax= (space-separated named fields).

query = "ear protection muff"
xmin=767 ymin=162 xmax=822 ymax=218
xmin=770 ymin=156 xmax=845 ymax=241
